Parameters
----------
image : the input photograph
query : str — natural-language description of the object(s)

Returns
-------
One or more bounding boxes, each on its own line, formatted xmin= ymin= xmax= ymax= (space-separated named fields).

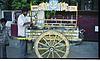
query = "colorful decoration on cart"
xmin=31 ymin=2 xmax=77 ymax=11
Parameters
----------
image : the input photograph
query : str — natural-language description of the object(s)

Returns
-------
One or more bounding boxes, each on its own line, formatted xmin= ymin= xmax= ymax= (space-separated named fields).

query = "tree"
xmin=11 ymin=0 xmax=30 ymax=10
xmin=5 ymin=0 xmax=13 ymax=9
xmin=0 ymin=0 xmax=9 ymax=9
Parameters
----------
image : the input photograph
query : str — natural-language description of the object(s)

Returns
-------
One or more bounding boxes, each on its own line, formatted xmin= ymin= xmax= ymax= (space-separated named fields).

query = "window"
xmin=4 ymin=12 xmax=12 ymax=21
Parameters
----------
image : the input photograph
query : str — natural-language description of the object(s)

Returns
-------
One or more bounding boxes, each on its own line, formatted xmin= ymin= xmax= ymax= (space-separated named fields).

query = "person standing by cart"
xmin=0 ymin=18 xmax=8 ymax=58
xmin=17 ymin=7 xmax=32 ymax=58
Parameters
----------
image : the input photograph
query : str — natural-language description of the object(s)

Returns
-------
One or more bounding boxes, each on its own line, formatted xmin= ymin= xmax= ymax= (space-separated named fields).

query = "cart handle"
xmin=10 ymin=36 xmax=32 ymax=41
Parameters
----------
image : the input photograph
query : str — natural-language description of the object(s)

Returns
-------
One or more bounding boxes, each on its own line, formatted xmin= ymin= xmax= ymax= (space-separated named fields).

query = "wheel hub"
xmin=49 ymin=47 xmax=54 ymax=52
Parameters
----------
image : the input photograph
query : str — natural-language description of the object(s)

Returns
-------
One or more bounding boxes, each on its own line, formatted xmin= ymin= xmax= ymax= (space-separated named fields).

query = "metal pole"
xmin=30 ymin=0 xmax=32 ymax=23
xmin=76 ymin=2 xmax=78 ymax=27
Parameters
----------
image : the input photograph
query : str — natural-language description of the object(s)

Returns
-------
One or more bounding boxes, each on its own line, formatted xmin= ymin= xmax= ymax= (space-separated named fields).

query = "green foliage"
xmin=0 ymin=0 xmax=49 ymax=10
xmin=70 ymin=0 xmax=77 ymax=5
xmin=45 ymin=11 xmax=51 ymax=19
xmin=45 ymin=10 xmax=56 ymax=19
xmin=31 ymin=0 xmax=48 ymax=5
xmin=11 ymin=0 xmax=30 ymax=10
xmin=51 ymin=10 xmax=56 ymax=16
xmin=1 ymin=0 xmax=70 ymax=10
xmin=0 ymin=0 xmax=13 ymax=10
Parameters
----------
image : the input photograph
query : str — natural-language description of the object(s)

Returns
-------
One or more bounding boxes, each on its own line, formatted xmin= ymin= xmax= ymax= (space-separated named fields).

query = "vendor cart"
xmin=15 ymin=2 xmax=84 ymax=58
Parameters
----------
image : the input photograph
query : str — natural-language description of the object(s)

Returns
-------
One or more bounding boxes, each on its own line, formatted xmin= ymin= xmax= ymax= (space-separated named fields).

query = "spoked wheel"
xmin=34 ymin=30 xmax=70 ymax=58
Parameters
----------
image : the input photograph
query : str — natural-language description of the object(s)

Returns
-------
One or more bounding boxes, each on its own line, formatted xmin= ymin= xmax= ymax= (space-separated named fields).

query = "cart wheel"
xmin=34 ymin=30 xmax=70 ymax=58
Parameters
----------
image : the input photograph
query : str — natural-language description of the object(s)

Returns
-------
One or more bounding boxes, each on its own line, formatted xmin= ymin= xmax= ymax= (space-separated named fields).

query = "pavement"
xmin=68 ymin=41 xmax=98 ymax=58
xmin=6 ymin=41 xmax=98 ymax=58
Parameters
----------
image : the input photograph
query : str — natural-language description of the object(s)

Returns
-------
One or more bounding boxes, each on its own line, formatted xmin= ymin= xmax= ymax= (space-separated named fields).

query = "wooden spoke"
xmin=55 ymin=44 xmax=66 ymax=48
xmin=47 ymin=52 xmax=51 ymax=58
xmin=52 ymin=52 xmax=54 ymax=58
xmin=38 ymin=48 xmax=48 ymax=50
xmin=39 ymin=42 xmax=48 ymax=47
xmin=54 ymin=50 xmax=61 ymax=58
xmin=43 ymin=38 xmax=50 ymax=46
xmin=55 ymin=49 xmax=65 ymax=54
xmin=41 ymin=50 xmax=49 ymax=56
xmin=54 ymin=40 xmax=63 ymax=47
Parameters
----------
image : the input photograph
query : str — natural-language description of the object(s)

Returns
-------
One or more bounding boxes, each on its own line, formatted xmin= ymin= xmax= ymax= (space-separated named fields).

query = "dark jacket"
xmin=0 ymin=25 xmax=9 ymax=45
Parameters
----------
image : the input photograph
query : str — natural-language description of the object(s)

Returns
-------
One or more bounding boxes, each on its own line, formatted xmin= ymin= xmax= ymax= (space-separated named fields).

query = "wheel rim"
xmin=34 ymin=30 xmax=69 ymax=58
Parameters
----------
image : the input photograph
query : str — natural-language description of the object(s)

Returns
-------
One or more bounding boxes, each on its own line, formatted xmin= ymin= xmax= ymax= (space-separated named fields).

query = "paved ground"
xmin=6 ymin=41 xmax=98 ymax=58
xmin=68 ymin=42 xmax=98 ymax=58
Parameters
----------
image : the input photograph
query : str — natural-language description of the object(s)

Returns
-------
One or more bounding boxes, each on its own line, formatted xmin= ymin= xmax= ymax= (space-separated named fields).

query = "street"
xmin=6 ymin=40 xmax=98 ymax=58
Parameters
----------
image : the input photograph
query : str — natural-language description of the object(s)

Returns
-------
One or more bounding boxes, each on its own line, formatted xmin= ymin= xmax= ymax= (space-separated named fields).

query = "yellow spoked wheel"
xmin=34 ymin=30 xmax=70 ymax=58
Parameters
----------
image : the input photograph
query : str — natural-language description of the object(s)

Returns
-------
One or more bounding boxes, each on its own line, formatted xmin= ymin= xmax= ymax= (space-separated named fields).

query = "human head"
xmin=0 ymin=18 xmax=7 ymax=26
xmin=22 ymin=7 xmax=29 ymax=16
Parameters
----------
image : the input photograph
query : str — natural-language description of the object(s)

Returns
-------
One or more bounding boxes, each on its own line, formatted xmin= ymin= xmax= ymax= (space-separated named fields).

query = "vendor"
xmin=17 ymin=7 xmax=32 ymax=57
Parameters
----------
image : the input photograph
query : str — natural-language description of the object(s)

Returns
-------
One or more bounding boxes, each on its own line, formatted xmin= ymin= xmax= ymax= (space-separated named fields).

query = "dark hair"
xmin=0 ymin=18 xmax=7 ymax=23
xmin=22 ymin=7 xmax=29 ymax=13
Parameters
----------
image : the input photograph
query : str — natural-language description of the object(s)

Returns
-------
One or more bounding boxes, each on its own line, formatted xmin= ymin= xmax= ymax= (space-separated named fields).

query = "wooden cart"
xmin=16 ymin=2 xmax=83 ymax=58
